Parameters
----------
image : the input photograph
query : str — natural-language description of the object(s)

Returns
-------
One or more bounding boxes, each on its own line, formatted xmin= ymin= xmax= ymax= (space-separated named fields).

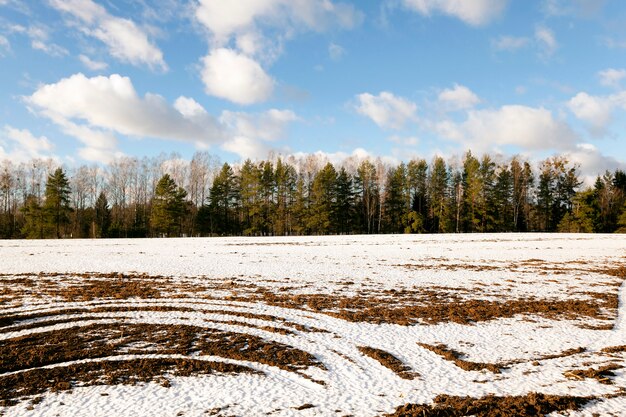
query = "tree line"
xmin=1 ymin=150 xmax=625 ymax=239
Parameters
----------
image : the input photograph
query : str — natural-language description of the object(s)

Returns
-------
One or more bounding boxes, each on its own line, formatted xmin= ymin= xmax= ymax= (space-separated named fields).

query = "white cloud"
xmin=194 ymin=0 xmax=361 ymax=104
xmin=220 ymin=109 xmax=298 ymax=141
xmin=26 ymin=73 xmax=225 ymax=161
xmin=79 ymin=54 xmax=108 ymax=71
xmin=48 ymin=0 xmax=166 ymax=70
xmin=8 ymin=24 xmax=68 ymax=56
xmin=567 ymin=90 xmax=626 ymax=135
xmin=436 ymin=105 xmax=577 ymax=151
xmin=491 ymin=35 xmax=529 ymax=51
xmin=201 ymin=48 xmax=274 ymax=105
xmin=25 ymin=73 xmax=300 ymax=163
xmin=355 ymin=91 xmax=417 ymax=129
xmin=567 ymin=92 xmax=613 ymax=133
xmin=329 ymin=42 xmax=344 ymax=60
xmin=219 ymin=109 xmax=299 ymax=159
xmin=0 ymin=126 xmax=56 ymax=162
xmin=565 ymin=143 xmax=626 ymax=186
xmin=535 ymin=25 xmax=558 ymax=58
xmin=221 ymin=136 xmax=273 ymax=160
xmin=438 ymin=84 xmax=480 ymax=110
xmin=401 ymin=0 xmax=508 ymax=26
xmin=195 ymin=0 xmax=361 ymax=50
xmin=598 ymin=68 xmax=626 ymax=89
xmin=31 ymin=39 xmax=68 ymax=56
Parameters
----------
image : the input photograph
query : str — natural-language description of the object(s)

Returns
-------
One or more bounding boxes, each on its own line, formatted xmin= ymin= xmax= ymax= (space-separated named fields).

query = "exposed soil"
xmin=358 ymin=347 xmax=419 ymax=380
xmin=0 ymin=323 xmax=321 ymax=374
xmin=417 ymin=343 xmax=502 ymax=373
xmin=564 ymin=364 xmax=623 ymax=384
xmin=2 ymin=265 xmax=623 ymax=327
xmin=0 ymin=305 xmax=322 ymax=335
xmin=0 ymin=322 xmax=323 ymax=405
xmin=385 ymin=392 xmax=591 ymax=417
xmin=602 ymin=345 xmax=626 ymax=354
xmin=0 ymin=358 xmax=258 ymax=407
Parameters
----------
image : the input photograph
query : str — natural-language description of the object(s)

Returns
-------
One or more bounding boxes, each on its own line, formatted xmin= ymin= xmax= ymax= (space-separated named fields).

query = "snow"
xmin=1 ymin=233 xmax=625 ymax=416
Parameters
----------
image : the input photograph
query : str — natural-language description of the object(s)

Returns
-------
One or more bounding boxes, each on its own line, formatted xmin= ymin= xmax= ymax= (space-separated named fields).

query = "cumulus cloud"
xmin=598 ymin=68 xmax=626 ymax=89
xmin=25 ymin=73 xmax=299 ymax=162
xmin=48 ymin=0 xmax=166 ymax=70
xmin=220 ymin=109 xmax=298 ymax=141
xmin=491 ymin=35 xmax=529 ymax=51
xmin=401 ymin=0 xmax=508 ymax=26
xmin=194 ymin=0 xmax=361 ymax=104
xmin=438 ymin=84 xmax=480 ymax=110
xmin=196 ymin=0 xmax=361 ymax=51
xmin=0 ymin=126 xmax=56 ymax=162
xmin=79 ymin=54 xmax=108 ymax=71
xmin=355 ymin=91 xmax=417 ymax=129
xmin=201 ymin=48 xmax=275 ymax=105
xmin=221 ymin=136 xmax=273 ymax=160
xmin=436 ymin=105 xmax=577 ymax=151
xmin=567 ymin=92 xmax=614 ymax=134
xmin=565 ymin=143 xmax=626 ymax=186
xmin=219 ymin=109 xmax=299 ymax=159
xmin=535 ymin=25 xmax=558 ymax=58
xmin=26 ymin=73 xmax=225 ymax=161
xmin=567 ymin=90 xmax=626 ymax=135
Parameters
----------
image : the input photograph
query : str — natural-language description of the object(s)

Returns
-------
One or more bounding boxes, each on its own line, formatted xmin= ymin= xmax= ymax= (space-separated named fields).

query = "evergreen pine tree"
xmin=43 ymin=168 xmax=72 ymax=238
xmin=95 ymin=191 xmax=111 ymax=238
xmin=151 ymin=174 xmax=188 ymax=237
xmin=21 ymin=194 xmax=45 ymax=239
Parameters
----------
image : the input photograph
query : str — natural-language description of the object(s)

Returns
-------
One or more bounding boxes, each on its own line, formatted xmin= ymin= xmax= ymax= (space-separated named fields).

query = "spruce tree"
xmin=151 ymin=174 xmax=187 ymax=237
xmin=21 ymin=195 xmax=44 ymax=239
xmin=43 ymin=168 xmax=72 ymax=238
xmin=95 ymin=191 xmax=111 ymax=238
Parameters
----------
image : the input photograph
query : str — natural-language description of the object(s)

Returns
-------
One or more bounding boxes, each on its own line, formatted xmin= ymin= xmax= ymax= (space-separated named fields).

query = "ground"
xmin=0 ymin=234 xmax=625 ymax=416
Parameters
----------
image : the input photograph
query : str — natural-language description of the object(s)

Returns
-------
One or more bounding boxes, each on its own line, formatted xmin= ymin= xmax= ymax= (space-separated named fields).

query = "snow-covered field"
xmin=1 ymin=233 xmax=625 ymax=416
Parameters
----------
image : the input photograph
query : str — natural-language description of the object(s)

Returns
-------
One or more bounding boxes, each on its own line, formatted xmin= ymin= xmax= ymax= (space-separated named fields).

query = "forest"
xmin=1 ymin=150 xmax=625 ymax=239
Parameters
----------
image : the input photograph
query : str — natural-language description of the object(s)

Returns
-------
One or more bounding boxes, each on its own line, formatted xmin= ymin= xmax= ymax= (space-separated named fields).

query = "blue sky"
xmin=1 ymin=0 xmax=626 ymax=180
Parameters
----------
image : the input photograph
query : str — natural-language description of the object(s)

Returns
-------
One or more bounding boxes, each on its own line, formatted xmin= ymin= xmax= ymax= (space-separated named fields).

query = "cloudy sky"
xmin=1 ymin=0 xmax=626 ymax=178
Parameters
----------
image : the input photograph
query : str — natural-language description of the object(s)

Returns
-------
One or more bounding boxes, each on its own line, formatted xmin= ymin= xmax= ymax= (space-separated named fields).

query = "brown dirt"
xmin=0 ymin=323 xmax=321 ymax=375
xmin=564 ymin=364 xmax=623 ymax=384
xmin=0 ymin=305 xmax=322 ymax=336
xmin=385 ymin=392 xmax=591 ymax=417
xmin=0 ymin=321 xmax=324 ymax=405
xmin=417 ymin=343 xmax=501 ymax=373
xmin=0 ymin=358 xmax=258 ymax=407
xmin=602 ymin=346 xmax=626 ymax=354
xmin=358 ymin=347 xmax=419 ymax=380
xmin=2 ymin=266 xmax=623 ymax=327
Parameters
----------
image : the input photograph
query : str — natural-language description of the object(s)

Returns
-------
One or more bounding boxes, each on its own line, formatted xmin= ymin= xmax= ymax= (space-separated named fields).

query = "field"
xmin=1 ymin=234 xmax=625 ymax=416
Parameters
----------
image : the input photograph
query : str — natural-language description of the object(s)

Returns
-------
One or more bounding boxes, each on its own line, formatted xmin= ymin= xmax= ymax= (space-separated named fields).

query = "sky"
xmin=1 ymin=0 xmax=626 ymax=181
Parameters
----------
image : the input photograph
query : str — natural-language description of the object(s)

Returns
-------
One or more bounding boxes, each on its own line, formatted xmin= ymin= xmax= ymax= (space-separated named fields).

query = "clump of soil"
xmin=358 ymin=347 xmax=419 ymax=380
xmin=246 ymin=286 xmax=617 ymax=326
xmin=385 ymin=392 xmax=591 ymax=417
xmin=0 ymin=322 xmax=324 ymax=405
xmin=417 ymin=343 xmax=501 ymax=373
xmin=564 ymin=364 xmax=623 ymax=384
xmin=0 ymin=358 xmax=258 ymax=407
xmin=0 ymin=323 xmax=322 ymax=375
xmin=602 ymin=345 xmax=626 ymax=354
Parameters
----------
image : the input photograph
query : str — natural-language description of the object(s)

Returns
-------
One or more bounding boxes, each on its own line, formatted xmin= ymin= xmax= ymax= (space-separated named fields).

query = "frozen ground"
xmin=0 ymin=233 xmax=625 ymax=416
